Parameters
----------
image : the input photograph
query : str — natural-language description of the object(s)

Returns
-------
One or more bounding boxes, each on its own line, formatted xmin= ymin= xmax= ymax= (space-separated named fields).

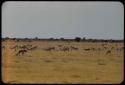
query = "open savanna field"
xmin=2 ymin=39 xmax=124 ymax=84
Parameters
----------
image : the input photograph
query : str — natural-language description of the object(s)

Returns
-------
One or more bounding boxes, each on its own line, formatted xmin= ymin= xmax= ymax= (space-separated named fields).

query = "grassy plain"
xmin=2 ymin=40 xmax=124 ymax=84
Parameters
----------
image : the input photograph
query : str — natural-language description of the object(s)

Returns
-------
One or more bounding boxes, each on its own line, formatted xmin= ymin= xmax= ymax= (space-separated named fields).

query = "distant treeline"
xmin=2 ymin=37 xmax=124 ymax=43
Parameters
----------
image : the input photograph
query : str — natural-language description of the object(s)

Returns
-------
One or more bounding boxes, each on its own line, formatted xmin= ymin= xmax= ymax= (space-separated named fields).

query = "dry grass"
xmin=2 ymin=40 xmax=124 ymax=84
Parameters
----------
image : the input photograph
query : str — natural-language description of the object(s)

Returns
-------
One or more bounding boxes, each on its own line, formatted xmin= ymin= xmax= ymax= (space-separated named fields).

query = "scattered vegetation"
xmin=2 ymin=38 xmax=124 ymax=84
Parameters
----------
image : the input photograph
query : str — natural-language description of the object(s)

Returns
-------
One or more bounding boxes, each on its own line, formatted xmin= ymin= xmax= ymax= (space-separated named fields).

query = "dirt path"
xmin=2 ymin=40 xmax=15 ymax=83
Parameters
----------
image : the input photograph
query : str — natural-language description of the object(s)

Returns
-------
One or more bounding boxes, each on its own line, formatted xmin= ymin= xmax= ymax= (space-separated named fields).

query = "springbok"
xmin=11 ymin=45 xmax=19 ymax=51
xmin=16 ymin=49 xmax=27 ymax=56
xmin=28 ymin=46 xmax=37 ymax=50
xmin=44 ymin=47 xmax=55 ymax=51
xmin=84 ymin=48 xmax=91 ymax=51
xmin=19 ymin=45 xmax=28 ymax=50
xmin=70 ymin=46 xmax=78 ymax=50
xmin=106 ymin=50 xmax=111 ymax=54
xmin=61 ymin=47 xmax=69 ymax=51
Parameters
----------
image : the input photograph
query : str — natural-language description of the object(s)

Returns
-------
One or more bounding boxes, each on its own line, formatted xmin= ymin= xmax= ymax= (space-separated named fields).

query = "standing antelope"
xmin=43 ymin=47 xmax=55 ymax=51
xmin=28 ymin=46 xmax=37 ymax=50
xmin=61 ymin=47 xmax=69 ymax=51
xmin=16 ymin=49 xmax=28 ymax=56
xmin=106 ymin=50 xmax=111 ymax=54
xmin=11 ymin=45 xmax=19 ymax=51
xmin=70 ymin=46 xmax=78 ymax=50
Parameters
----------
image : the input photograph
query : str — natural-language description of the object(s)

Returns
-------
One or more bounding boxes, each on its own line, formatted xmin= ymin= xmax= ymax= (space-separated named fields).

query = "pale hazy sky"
xmin=2 ymin=1 xmax=124 ymax=39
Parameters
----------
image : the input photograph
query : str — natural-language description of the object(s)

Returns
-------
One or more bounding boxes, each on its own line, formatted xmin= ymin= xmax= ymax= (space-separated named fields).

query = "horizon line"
xmin=2 ymin=37 xmax=124 ymax=41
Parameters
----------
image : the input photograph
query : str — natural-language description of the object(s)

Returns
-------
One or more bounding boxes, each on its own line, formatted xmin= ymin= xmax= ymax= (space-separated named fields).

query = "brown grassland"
xmin=2 ymin=39 xmax=124 ymax=84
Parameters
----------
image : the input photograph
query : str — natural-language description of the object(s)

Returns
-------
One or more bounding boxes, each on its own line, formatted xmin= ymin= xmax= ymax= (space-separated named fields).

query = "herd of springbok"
xmin=2 ymin=42 xmax=124 ymax=56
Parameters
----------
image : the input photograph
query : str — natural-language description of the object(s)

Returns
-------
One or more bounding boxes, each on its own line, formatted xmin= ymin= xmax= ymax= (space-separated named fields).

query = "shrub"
xmin=74 ymin=37 xmax=81 ymax=42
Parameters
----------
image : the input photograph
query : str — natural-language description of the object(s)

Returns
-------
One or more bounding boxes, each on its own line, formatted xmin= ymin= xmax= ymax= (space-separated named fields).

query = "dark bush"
xmin=60 ymin=37 xmax=64 ymax=41
xmin=49 ymin=38 xmax=54 ymax=40
xmin=82 ymin=37 xmax=86 ymax=41
xmin=74 ymin=37 xmax=81 ymax=42
xmin=35 ymin=37 xmax=38 ymax=40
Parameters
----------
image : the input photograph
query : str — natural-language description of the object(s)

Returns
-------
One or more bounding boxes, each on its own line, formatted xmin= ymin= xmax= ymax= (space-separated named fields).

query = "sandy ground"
xmin=2 ymin=40 xmax=124 ymax=84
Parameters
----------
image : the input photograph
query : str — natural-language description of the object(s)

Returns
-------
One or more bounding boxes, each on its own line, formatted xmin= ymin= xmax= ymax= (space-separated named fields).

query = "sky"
xmin=2 ymin=1 xmax=124 ymax=39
